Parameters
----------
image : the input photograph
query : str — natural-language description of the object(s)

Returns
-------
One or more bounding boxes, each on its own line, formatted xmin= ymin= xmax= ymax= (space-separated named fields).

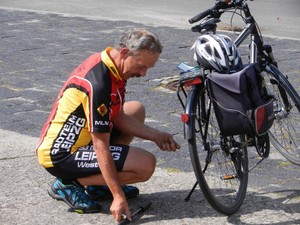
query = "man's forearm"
xmin=112 ymin=113 xmax=159 ymax=141
xmin=96 ymin=147 xmax=124 ymax=198
xmin=91 ymin=132 xmax=125 ymax=198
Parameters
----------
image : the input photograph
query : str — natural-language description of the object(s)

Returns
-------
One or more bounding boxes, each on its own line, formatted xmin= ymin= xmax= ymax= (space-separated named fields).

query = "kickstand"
xmin=185 ymin=181 xmax=198 ymax=201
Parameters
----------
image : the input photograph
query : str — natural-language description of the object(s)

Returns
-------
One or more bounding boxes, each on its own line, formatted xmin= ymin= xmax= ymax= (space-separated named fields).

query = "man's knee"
xmin=136 ymin=101 xmax=145 ymax=121
xmin=125 ymin=148 xmax=156 ymax=182
xmin=124 ymin=101 xmax=146 ymax=122
xmin=139 ymin=152 xmax=156 ymax=182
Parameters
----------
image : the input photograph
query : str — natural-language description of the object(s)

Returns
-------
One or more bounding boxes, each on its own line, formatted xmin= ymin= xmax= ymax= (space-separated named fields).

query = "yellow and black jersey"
xmin=36 ymin=48 xmax=126 ymax=168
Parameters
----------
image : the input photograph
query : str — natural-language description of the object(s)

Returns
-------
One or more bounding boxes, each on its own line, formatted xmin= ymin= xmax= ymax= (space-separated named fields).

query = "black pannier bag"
xmin=207 ymin=63 xmax=274 ymax=136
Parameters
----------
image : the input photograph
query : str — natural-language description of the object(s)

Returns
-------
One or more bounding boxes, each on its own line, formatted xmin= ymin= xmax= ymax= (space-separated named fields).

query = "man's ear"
xmin=119 ymin=48 xmax=130 ymax=57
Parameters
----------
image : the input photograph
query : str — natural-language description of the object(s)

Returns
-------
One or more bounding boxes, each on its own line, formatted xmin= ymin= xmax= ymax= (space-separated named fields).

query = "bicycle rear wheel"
xmin=263 ymin=64 xmax=300 ymax=165
xmin=185 ymin=85 xmax=249 ymax=215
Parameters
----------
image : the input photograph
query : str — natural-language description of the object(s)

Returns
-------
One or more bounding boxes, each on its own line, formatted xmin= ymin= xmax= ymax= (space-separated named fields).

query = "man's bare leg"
xmin=78 ymin=100 xmax=156 ymax=186
xmin=111 ymin=100 xmax=146 ymax=145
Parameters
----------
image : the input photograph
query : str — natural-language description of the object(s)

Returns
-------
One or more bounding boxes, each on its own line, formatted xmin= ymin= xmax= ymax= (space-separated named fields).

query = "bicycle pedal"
xmin=221 ymin=174 xmax=238 ymax=180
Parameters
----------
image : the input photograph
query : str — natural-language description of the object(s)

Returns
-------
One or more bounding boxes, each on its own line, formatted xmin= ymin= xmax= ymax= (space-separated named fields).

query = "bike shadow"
xmin=111 ymin=188 xmax=300 ymax=224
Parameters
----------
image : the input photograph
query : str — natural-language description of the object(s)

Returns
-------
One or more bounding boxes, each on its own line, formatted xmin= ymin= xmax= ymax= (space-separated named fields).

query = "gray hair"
xmin=115 ymin=29 xmax=163 ymax=54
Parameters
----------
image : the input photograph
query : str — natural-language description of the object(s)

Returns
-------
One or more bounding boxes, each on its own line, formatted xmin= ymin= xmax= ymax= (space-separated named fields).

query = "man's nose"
xmin=140 ymin=69 xmax=147 ymax=77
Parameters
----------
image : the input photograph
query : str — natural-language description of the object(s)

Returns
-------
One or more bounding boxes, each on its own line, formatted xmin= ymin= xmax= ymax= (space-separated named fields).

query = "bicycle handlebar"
xmin=189 ymin=8 xmax=213 ymax=24
xmin=188 ymin=0 xmax=245 ymax=24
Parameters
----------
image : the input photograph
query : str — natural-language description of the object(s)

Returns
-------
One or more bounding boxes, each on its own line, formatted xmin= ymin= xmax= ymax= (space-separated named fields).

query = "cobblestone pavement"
xmin=0 ymin=8 xmax=300 ymax=225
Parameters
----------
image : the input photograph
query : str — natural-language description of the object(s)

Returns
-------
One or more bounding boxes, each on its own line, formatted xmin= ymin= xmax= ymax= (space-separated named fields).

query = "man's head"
xmin=115 ymin=29 xmax=163 ymax=80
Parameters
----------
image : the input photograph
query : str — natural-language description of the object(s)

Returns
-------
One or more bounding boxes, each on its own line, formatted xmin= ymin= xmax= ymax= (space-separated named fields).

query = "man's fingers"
xmin=161 ymin=142 xmax=176 ymax=151
xmin=124 ymin=207 xmax=132 ymax=221
xmin=114 ymin=212 xmax=122 ymax=222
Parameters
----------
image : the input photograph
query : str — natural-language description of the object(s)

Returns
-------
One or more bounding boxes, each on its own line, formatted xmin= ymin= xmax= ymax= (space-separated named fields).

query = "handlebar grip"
xmin=188 ymin=8 xmax=212 ymax=24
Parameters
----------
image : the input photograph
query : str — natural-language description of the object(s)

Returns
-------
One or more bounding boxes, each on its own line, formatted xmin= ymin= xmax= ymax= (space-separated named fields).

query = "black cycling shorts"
xmin=46 ymin=144 xmax=129 ymax=179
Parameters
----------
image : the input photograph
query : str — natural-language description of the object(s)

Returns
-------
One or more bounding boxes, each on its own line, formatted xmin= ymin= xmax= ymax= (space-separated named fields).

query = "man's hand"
xmin=153 ymin=131 xmax=181 ymax=151
xmin=110 ymin=195 xmax=131 ymax=222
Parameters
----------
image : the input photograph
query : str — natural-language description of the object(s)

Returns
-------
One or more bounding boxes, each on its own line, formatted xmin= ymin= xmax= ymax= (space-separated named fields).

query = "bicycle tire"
xmin=263 ymin=64 xmax=300 ymax=165
xmin=185 ymin=85 xmax=249 ymax=215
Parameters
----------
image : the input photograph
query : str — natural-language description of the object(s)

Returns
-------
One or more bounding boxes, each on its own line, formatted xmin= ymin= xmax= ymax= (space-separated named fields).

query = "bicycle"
xmin=176 ymin=0 xmax=300 ymax=215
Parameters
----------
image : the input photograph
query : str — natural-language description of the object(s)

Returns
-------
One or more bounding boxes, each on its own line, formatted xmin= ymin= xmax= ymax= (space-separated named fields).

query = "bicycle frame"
xmin=235 ymin=23 xmax=259 ymax=64
xmin=233 ymin=3 xmax=264 ymax=64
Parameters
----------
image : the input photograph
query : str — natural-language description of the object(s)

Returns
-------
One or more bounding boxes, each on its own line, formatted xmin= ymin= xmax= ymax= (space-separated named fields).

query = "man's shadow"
xmin=100 ymin=188 xmax=300 ymax=224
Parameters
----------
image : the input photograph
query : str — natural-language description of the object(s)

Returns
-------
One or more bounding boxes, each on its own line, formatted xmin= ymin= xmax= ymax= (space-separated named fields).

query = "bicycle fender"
xmin=183 ymin=86 xmax=201 ymax=141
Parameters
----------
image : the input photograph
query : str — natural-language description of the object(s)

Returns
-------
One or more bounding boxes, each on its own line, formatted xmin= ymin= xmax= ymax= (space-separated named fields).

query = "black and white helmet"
xmin=193 ymin=34 xmax=243 ymax=73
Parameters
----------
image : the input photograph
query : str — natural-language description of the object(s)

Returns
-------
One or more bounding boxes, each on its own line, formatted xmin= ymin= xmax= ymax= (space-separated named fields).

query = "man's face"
xmin=121 ymin=50 xmax=160 ymax=80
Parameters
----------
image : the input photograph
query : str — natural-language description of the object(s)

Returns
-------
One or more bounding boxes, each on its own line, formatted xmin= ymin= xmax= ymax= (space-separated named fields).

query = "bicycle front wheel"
xmin=263 ymin=64 xmax=300 ymax=165
xmin=185 ymin=85 xmax=249 ymax=215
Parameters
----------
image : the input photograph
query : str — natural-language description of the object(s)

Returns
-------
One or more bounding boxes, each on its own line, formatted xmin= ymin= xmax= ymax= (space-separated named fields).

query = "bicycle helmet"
xmin=193 ymin=34 xmax=243 ymax=73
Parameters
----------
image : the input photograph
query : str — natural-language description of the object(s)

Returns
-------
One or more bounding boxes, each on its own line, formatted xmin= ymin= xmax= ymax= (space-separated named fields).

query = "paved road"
xmin=0 ymin=1 xmax=300 ymax=224
xmin=1 ymin=0 xmax=300 ymax=40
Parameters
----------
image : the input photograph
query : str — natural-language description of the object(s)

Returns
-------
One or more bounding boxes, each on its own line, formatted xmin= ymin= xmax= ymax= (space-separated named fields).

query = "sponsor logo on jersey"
xmin=74 ymin=145 xmax=123 ymax=168
xmin=51 ymin=115 xmax=86 ymax=155
xmin=97 ymin=103 xmax=108 ymax=116
xmin=95 ymin=120 xmax=109 ymax=126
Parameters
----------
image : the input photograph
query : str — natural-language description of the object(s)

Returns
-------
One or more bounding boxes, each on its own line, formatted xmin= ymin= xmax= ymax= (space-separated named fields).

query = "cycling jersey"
xmin=36 ymin=48 xmax=126 ymax=168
